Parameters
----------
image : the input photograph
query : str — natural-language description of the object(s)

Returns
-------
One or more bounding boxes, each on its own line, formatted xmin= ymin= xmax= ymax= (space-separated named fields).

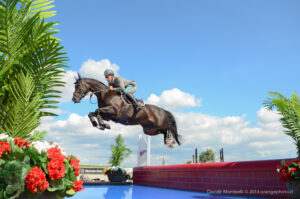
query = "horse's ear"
xmin=74 ymin=72 xmax=82 ymax=84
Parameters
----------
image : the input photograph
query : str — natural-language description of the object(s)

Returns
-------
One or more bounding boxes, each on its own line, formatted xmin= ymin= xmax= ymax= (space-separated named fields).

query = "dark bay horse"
xmin=72 ymin=74 xmax=181 ymax=148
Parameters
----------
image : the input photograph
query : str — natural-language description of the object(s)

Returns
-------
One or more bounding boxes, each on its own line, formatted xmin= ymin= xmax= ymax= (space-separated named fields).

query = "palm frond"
xmin=20 ymin=0 xmax=56 ymax=19
xmin=20 ymin=34 xmax=67 ymax=116
xmin=264 ymin=91 xmax=300 ymax=158
xmin=1 ymin=72 xmax=42 ymax=138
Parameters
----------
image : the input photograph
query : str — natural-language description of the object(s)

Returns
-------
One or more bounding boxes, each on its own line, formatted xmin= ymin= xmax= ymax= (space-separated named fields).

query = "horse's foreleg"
xmin=95 ymin=106 xmax=116 ymax=130
xmin=88 ymin=112 xmax=98 ymax=127
xmin=95 ymin=109 xmax=109 ymax=130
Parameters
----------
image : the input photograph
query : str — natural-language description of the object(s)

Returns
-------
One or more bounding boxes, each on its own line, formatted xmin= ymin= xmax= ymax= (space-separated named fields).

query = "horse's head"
xmin=72 ymin=73 xmax=90 ymax=103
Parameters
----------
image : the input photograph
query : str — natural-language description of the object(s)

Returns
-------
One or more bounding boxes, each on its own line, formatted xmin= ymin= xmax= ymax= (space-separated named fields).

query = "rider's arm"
xmin=113 ymin=77 xmax=125 ymax=93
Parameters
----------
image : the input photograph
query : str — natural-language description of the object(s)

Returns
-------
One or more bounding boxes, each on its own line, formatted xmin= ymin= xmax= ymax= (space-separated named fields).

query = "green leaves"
xmin=0 ymin=0 xmax=67 ymax=137
xmin=109 ymin=134 xmax=132 ymax=167
xmin=264 ymin=92 xmax=300 ymax=158
xmin=0 ymin=160 xmax=30 ymax=199
xmin=29 ymin=130 xmax=47 ymax=142
xmin=0 ymin=72 xmax=42 ymax=139
xmin=21 ymin=0 xmax=56 ymax=19
xmin=66 ymin=189 xmax=76 ymax=196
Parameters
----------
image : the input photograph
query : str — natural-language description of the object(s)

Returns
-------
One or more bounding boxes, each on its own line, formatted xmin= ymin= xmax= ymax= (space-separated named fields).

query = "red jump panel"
xmin=133 ymin=159 xmax=295 ymax=199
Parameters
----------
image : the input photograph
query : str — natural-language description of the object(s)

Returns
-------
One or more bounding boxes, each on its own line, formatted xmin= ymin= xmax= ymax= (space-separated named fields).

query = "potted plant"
xmin=106 ymin=134 xmax=131 ymax=182
xmin=264 ymin=92 xmax=300 ymax=199
xmin=104 ymin=167 xmax=130 ymax=182
xmin=0 ymin=135 xmax=84 ymax=199
xmin=277 ymin=160 xmax=300 ymax=199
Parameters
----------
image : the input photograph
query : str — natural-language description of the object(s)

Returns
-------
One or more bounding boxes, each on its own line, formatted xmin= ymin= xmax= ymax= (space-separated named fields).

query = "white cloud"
xmin=257 ymin=107 xmax=283 ymax=130
xmin=57 ymin=70 xmax=77 ymax=102
xmin=79 ymin=59 xmax=120 ymax=83
xmin=146 ymin=88 xmax=201 ymax=111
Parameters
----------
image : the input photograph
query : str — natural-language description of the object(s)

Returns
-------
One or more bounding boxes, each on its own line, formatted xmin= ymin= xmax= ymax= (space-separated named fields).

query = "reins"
xmin=89 ymin=91 xmax=100 ymax=104
xmin=89 ymin=89 xmax=107 ymax=104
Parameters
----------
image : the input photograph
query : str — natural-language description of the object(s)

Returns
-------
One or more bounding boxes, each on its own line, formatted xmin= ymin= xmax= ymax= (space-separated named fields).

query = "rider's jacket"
xmin=109 ymin=76 xmax=136 ymax=94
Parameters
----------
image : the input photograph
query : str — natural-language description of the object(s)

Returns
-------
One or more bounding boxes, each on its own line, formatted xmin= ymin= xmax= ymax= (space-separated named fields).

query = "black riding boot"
xmin=126 ymin=93 xmax=142 ymax=112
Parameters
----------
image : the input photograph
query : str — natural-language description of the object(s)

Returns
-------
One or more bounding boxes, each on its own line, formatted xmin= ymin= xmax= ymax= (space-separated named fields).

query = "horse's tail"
xmin=165 ymin=110 xmax=181 ymax=146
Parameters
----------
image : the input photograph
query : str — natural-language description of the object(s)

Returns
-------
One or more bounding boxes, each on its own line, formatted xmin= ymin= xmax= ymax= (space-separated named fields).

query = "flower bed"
xmin=0 ymin=134 xmax=84 ymax=199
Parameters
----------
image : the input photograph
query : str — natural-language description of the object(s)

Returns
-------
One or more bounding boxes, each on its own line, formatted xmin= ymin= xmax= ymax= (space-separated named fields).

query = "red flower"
xmin=70 ymin=158 xmax=80 ymax=176
xmin=47 ymin=158 xmax=65 ymax=180
xmin=25 ymin=167 xmax=49 ymax=193
xmin=24 ymin=139 xmax=29 ymax=149
xmin=278 ymin=160 xmax=300 ymax=182
xmin=0 ymin=141 xmax=11 ymax=157
xmin=46 ymin=146 xmax=66 ymax=180
xmin=14 ymin=138 xmax=24 ymax=148
xmin=14 ymin=138 xmax=30 ymax=149
xmin=281 ymin=172 xmax=293 ymax=182
xmin=290 ymin=167 xmax=296 ymax=175
xmin=72 ymin=180 xmax=84 ymax=192
xmin=47 ymin=146 xmax=65 ymax=161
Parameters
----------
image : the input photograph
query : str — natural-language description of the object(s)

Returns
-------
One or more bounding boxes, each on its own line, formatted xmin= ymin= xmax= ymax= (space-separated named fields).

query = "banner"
xmin=137 ymin=135 xmax=147 ymax=166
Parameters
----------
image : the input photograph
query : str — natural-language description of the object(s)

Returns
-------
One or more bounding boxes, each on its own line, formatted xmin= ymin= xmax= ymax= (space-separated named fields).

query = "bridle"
xmin=75 ymin=79 xmax=108 ymax=104
xmin=75 ymin=80 xmax=90 ymax=100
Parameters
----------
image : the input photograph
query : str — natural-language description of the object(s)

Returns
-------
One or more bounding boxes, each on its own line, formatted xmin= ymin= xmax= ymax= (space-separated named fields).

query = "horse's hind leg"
xmin=163 ymin=131 xmax=167 ymax=145
xmin=162 ymin=130 xmax=174 ymax=148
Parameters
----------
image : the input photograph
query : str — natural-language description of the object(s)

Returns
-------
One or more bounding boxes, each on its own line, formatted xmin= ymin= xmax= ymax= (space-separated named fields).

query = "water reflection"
xmin=73 ymin=185 xmax=259 ymax=199
xmin=103 ymin=185 xmax=131 ymax=199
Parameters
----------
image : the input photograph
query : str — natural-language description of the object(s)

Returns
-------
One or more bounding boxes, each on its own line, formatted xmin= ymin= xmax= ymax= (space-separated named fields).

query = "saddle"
xmin=121 ymin=93 xmax=145 ymax=107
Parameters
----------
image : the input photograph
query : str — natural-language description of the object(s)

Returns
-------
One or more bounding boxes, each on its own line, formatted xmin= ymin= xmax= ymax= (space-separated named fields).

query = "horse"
xmin=72 ymin=74 xmax=181 ymax=148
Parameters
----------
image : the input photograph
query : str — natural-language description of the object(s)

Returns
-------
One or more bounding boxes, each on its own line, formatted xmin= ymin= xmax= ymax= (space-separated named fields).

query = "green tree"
xmin=186 ymin=160 xmax=192 ymax=164
xmin=199 ymin=148 xmax=216 ymax=163
xmin=109 ymin=134 xmax=132 ymax=167
xmin=0 ymin=0 xmax=67 ymax=138
xmin=264 ymin=91 xmax=300 ymax=158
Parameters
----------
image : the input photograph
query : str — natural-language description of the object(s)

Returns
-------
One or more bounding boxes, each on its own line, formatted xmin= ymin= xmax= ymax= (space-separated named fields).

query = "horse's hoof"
xmin=97 ymin=126 xmax=105 ymax=130
xmin=105 ymin=124 xmax=111 ymax=129
xmin=92 ymin=121 xmax=98 ymax=127
xmin=165 ymin=143 xmax=174 ymax=148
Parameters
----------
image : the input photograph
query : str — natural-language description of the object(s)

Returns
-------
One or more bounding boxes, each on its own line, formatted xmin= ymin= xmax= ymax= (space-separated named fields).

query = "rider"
xmin=104 ymin=69 xmax=142 ymax=112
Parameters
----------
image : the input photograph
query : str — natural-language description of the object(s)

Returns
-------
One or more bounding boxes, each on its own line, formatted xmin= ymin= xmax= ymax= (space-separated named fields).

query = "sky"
xmin=38 ymin=0 xmax=300 ymax=166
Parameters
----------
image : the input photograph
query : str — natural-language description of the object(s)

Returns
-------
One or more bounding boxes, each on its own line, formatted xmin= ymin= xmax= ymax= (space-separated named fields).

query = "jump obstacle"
xmin=133 ymin=158 xmax=295 ymax=199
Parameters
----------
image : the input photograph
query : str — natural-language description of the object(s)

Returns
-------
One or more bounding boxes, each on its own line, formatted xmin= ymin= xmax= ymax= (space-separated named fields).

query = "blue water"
xmin=72 ymin=185 xmax=264 ymax=199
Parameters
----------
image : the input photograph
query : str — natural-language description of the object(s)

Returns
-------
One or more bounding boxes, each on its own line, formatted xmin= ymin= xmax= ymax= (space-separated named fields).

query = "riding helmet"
xmin=104 ymin=69 xmax=114 ymax=76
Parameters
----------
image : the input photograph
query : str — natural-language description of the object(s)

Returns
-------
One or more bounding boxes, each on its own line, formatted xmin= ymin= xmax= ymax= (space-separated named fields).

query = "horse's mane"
xmin=75 ymin=75 xmax=107 ymax=88
xmin=85 ymin=78 xmax=108 ymax=88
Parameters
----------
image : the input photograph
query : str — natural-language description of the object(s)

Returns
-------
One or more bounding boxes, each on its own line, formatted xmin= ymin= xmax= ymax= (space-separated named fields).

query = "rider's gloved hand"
xmin=109 ymin=86 xmax=114 ymax=91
